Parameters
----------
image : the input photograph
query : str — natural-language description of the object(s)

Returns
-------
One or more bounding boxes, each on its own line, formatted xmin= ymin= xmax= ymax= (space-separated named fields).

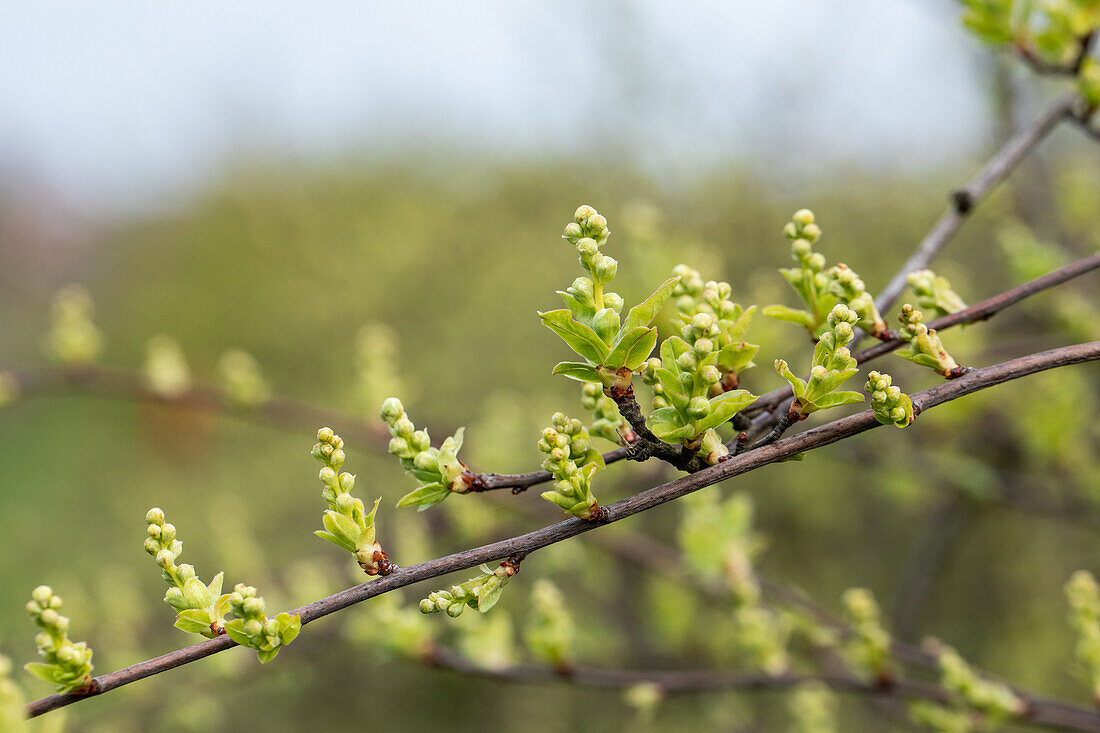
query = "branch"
xmin=418 ymin=645 xmax=1100 ymax=731
xmin=873 ymin=93 xmax=1077 ymax=316
xmin=25 ymin=341 xmax=1100 ymax=720
xmin=743 ymin=252 xmax=1100 ymax=439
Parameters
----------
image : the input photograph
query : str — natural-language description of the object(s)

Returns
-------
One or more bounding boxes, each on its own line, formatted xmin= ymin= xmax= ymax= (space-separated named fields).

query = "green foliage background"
xmin=0 ymin=150 xmax=1098 ymax=730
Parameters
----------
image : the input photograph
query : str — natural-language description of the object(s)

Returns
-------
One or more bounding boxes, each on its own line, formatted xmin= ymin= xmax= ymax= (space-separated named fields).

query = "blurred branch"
xmin=418 ymin=645 xmax=1100 ymax=731
xmin=24 ymin=341 xmax=1100 ymax=721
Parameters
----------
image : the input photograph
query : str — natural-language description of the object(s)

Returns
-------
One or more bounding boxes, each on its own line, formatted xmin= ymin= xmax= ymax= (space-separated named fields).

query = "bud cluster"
xmin=543 ymin=205 xmax=680 ymax=389
xmin=639 ymin=308 xmax=758 ymax=464
xmin=144 ymin=507 xmax=229 ymax=638
xmin=24 ymin=586 xmax=94 ymax=693
xmin=381 ymin=397 xmax=474 ymax=509
xmin=523 ymin=580 xmax=574 ymax=669
xmin=1065 ymin=570 xmax=1100 ymax=702
xmin=841 ymin=588 xmax=892 ymax=683
xmin=419 ymin=561 xmax=518 ymax=618
xmin=762 ymin=209 xmax=836 ymax=337
xmin=223 ymin=584 xmax=302 ymax=664
xmin=0 ymin=654 xmax=25 ymax=730
xmin=144 ymin=335 xmax=192 ymax=399
xmin=764 ymin=210 xmax=890 ymax=340
xmin=896 ymin=305 xmax=964 ymax=378
xmin=774 ymin=303 xmax=864 ymax=419
xmin=670 ymin=264 xmax=760 ymax=391
xmin=311 ymin=427 xmax=390 ymax=574
xmin=356 ymin=323 xmax=406 ymax=416
xmin=935 ymin=643 xmax=1026 ymax=721
xmin=864 ymin=371 xmax=915 ymax=428
xmin=907 ymin=269 xmax=967 ymax=319
xmin=0 ymin=372 xmax=18 ymax=409
xmin=827 ymin=263 xmax=888 ymax=338
xmin=537 ymin=412 xmax=605 ymax=520
xmin=218 ymin=349 xmax=270 ymax=407
xmin=580 ymin=382 xmax=631 ymax=444
xmin=45 ymin=285 xmax=103 ymax=367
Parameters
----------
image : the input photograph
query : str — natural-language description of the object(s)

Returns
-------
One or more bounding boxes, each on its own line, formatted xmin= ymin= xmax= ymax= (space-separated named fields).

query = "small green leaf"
xmin=24 ymin=663 xmax=62 ymax=686
xmin=174 ymin=609 xmax=214 ymax=635
xmin=224 ymin=620 xmax=251 ymax=647
xmin=539 ymin=309 xmax=610 ymax=363
xmin=396 ymin=482 xmax=451 ymax=510
xmin=277 ymin=613 xmax=302 ymax=645
xmin=812 ymin=391 xmax=864 ymax=409
xmin=694 ymin=390 xmax=759 ymax=433
xmin=620 ymin=276 xmax=681 ymax=335
xmin=763 ymin=305 xmax=816 ymax=329
xmin=478 ymin=582 xmax=505 ymax=613
xmin=257 ymin=648 xmax=280 ymax=663
xmin=605 ymin=326 xmax=655 ymax=369
xmin=552 ymin=361 xmax=600 ymax=382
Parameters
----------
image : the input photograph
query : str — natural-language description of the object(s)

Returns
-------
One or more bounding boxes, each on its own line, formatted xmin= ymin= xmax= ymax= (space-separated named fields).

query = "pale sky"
xmin=0 ymin=1 xmax=991 ymax=213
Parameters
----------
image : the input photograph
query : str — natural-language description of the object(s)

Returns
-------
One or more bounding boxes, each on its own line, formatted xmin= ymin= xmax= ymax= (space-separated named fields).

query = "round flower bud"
xmin=700 ymin=365 xmax=721 ymax=385
xmin=593 ymin=255 xmax=618 ymax=283
xmin=393 ymin=416 xmax=415 ymax=437
xmin=574 ymin=205 xmax=597 ymax=223
xmin=587 ymin=213 xmax=607 ymax=230
xmin=890 ymin=407 xmax=907 ymax=422
xmin=146 ymin=508 xmax=165 ymax=525
xmin=603 ymin=292 xmax=624 ymax=313
xmin=244 ymin=619 xmax=264 ymax=637
xmin=793 ymin=209 xmax=815 ymax=226
xmin=688 ymin=396 xmax=710 ymax=419
xmin=244 ymin=597 xmax=265 ymax=617
xmin=563 ymin=222 xmax=583 ymax=241
xmin=411 ymin=431 xmax=431 ymax=452
xmin=317 ymin=427 xmax=335 ymax=443
xmin=319 ymin=466 xmax=337 ymax=485
xmin=446 ymin=603 xmax=464 ymax=618
xmin=693 ymin=338 xmax=713 ymax=356
xmin=791 ymin=238 xmax=812 ymax=259
xmin=419 ymin=598 xmax=435 ymax=613
xmin=156 ymin=549 xmax=174 ymax=569
xmin=783 ymin=222 xmax=799 ymax=239
xmin=802 ymin=223 xmax=821 ymax=242
xmin=834 ymin=322 xmax=853 ymax=341
xmin=810 ymin=365 xmax=828 ymax=381
xmin=379 ymin=398 xmax=404 ymax=424
xmin=676 ymin=352 xmax=697 ymax=372
xmin=40 ymin=609 xmax=60 ymax=627
xmin=413 ymin=451 xmax=436 ymax=472
xmin=808 ymin=253 xmax=826 ymax=271
xmin=575 ymin=238 xmax=598 ymax=259
xmin=691 ymin=312 xmax=715 ymax=333
xmin=335 ymin=493 xmax=356 ymax=514
xmin=144 ymin=537 xmax=160 ymax=555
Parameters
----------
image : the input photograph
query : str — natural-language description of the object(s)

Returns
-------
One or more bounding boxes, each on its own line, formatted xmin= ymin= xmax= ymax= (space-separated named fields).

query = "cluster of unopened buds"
xmin=580 ymin=382 xmax=632 ymax=444
xmin=841 ymin=588 xmax=892 ymax=685
xmin=144 ymin=507 xmax=228 ymax=638
xmin=24 ymin=586 xmax=94 ymax=693
xmin=774 ymin=303 xmax=864 ymax=420
xmin=537 ymin=412 xmax=606 ymax=520
xmin=864 ymin=371 xmax=915 ymax=428
xmin=381 ymin=397 xmax=480 ymax=509
xmin=312 ymin=427 xmax=391 ymax=575
xmin=46 ymin=285 xmax=103 ymax=367
xmin=223 ymin=584 xmax=301 ymax=664
xmin=896 ymin=305 xmax=967 ymax=378
xmin=906 ymin=269 xmax=967 ymax=318
xmin=419 ymin=560 xmax=520 ymax=617
xmin=670 ymin=264 xmax=759 ymax=391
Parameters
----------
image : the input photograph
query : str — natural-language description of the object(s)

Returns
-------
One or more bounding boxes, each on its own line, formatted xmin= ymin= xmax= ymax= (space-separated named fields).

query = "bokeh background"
xmin=1 ymin=2 xmax=1099 ymax=731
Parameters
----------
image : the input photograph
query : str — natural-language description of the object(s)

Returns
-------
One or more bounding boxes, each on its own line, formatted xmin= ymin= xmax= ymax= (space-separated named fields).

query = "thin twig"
xmin=24 ymin=341 xmax=1100 ymax=721
xmin=741 ymin=252 xmax=1100 ymax=443
xmin=872 ymin=93 xmax=1077 ymax=315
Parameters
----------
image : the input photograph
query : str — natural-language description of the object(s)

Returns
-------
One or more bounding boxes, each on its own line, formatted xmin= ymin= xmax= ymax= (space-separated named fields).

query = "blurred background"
xmin=1 ymin=1 xmax=1099 ymax=730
